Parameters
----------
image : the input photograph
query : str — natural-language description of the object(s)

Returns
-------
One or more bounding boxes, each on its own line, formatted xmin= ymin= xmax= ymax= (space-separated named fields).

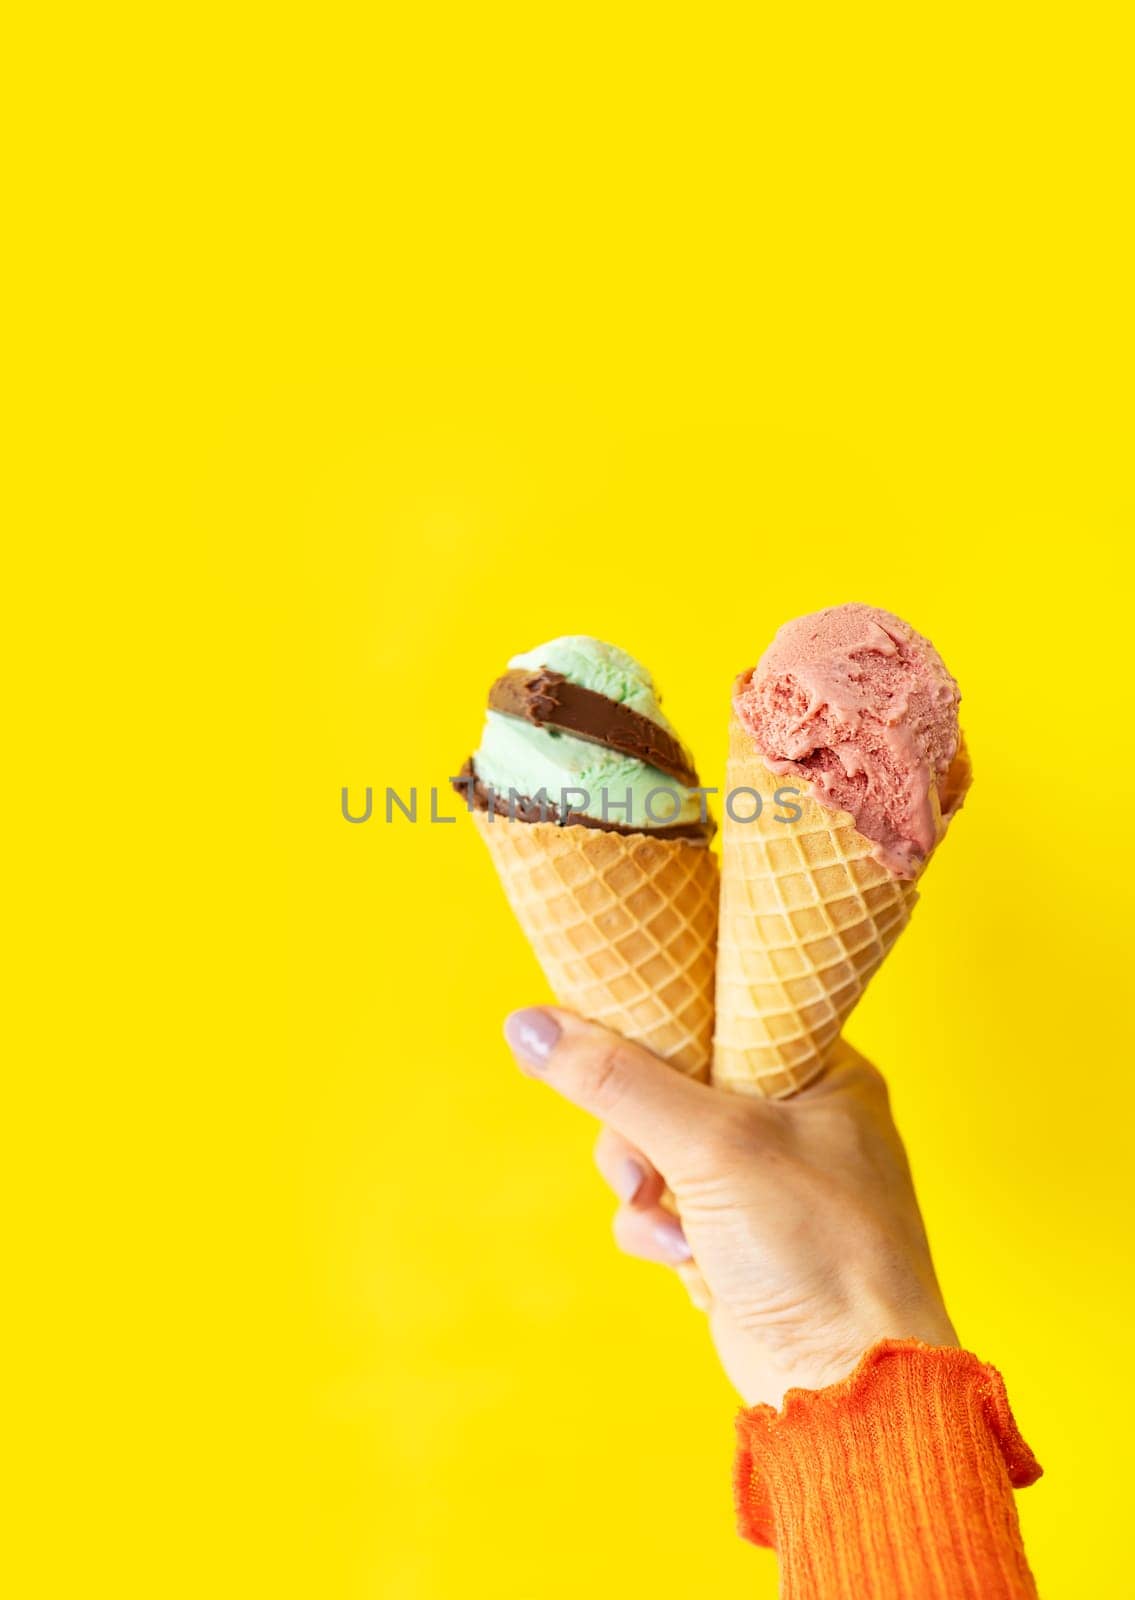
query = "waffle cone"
xmin=473 ymin=811 xmax=718 ymax=1079
xmin=713 ymin=714 xmax=970 ymax=1099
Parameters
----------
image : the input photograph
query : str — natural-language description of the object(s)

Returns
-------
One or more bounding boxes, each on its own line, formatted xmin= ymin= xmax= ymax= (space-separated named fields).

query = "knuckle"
xmin=863 ymin=1062 xmax=892 ymax=1106
xmin=841 ymin=1058 xmax=891 ymax=1112
xmin=700 ymin=1098 xmax=766 ymax=1154
xmin=583 ymin=1040 xmax=634 ymax=1115
xmin=592 ymin=1126 xmax=620 ymax=1178
xmin=611 ymin=1209 xmax=640 ymax=1257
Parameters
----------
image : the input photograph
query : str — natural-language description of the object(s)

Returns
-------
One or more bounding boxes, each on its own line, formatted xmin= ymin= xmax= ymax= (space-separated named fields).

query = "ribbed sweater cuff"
xmin=734 ymin=1340 xmax=1041 ymax=1600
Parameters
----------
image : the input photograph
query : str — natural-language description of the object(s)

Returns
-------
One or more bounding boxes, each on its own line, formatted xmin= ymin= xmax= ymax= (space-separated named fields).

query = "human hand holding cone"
xmin=713 ymin=604 xmax=971 ymax=1099
xmin=459 ymin=637 xmax=718 ymax=1078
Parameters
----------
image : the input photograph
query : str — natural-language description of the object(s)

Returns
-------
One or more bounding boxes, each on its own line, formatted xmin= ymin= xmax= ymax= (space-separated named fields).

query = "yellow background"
xmin=9 ymin=7 xmax=1133 ymax=1596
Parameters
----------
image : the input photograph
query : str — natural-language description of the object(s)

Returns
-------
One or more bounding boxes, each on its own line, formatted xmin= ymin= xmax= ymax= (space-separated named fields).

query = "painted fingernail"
xmin=653 ymin=1216 xmax=693 ymax=1263
xmin=504 ymin=1008 xmax=561 ymax=1072
xmin=616 ymin=1159 xmax=646 ymax=1204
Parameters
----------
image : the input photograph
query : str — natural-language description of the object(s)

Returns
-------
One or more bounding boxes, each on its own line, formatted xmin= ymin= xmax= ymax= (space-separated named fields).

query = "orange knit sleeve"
xmin=734 ymin=1340 xmax=1042 ymax=1600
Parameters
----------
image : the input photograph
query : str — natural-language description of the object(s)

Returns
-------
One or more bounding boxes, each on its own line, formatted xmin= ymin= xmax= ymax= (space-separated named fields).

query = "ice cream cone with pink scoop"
xmin=713 ymin=603 xmax=971 ymax=1098
xmin=459 ymin=608 xmax=970 ymax=1106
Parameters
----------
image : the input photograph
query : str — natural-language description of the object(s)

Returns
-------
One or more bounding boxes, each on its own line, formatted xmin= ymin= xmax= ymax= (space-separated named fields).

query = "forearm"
xmin=734 ymin=1341 xmax=1041 ymax=1600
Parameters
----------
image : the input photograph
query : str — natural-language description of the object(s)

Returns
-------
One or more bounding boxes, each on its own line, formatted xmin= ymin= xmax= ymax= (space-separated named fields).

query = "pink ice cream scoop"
xmin=734 ymin=603 xmax=965 ymax=879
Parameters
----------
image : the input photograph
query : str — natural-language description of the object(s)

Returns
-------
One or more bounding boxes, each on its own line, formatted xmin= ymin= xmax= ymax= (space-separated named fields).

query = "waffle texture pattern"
xmin=713 ymin=715 xmax=920 ymax=1098
xmin=473 ymin=812 xmax=718 ymax=1078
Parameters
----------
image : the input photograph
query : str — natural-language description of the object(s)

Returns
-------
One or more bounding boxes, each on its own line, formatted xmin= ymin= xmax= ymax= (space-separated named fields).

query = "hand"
xmin=503 ymin=1007 xmax=957 ymax=1406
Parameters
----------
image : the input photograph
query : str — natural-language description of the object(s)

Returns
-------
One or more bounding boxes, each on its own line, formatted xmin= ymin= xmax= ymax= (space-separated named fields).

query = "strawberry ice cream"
xmin=733 ymin=603 xmax=965 ymax=878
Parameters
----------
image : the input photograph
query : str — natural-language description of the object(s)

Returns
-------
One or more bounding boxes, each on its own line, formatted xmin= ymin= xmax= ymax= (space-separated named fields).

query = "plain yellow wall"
xmin=8 ymin=6 xmax=1132 ymax=1596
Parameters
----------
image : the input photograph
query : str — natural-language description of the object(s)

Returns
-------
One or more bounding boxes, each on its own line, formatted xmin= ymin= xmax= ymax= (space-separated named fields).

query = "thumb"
xmin=503 ymin=1006 xmax=713 ymax=1172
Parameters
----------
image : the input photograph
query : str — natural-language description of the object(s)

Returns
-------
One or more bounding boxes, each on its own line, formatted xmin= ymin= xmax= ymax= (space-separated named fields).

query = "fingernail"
xmin=504 ymin=1008 xmax=561 ymax=1072
xmin=653 ymin=1216 xmax=693 ymax=1263
xmin=616 ymin=1158 xmax=646 ymax=1204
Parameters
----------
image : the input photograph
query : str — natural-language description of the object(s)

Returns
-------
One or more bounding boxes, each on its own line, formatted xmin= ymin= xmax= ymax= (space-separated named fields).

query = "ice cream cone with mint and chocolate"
xmin=714 ymin=604 xmax=972 ymax=1099
xmin=458 ymin=637 xmax=718 ymax=1078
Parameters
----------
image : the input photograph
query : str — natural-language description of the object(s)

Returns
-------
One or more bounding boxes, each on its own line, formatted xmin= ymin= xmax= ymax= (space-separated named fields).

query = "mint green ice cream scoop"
xmin=460 ymin=635 xmax=711 ymax=838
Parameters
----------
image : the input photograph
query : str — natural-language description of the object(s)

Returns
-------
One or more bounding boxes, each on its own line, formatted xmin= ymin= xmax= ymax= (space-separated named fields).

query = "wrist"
xmin=804 ymin=1300 xmax=958 ymax=1396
